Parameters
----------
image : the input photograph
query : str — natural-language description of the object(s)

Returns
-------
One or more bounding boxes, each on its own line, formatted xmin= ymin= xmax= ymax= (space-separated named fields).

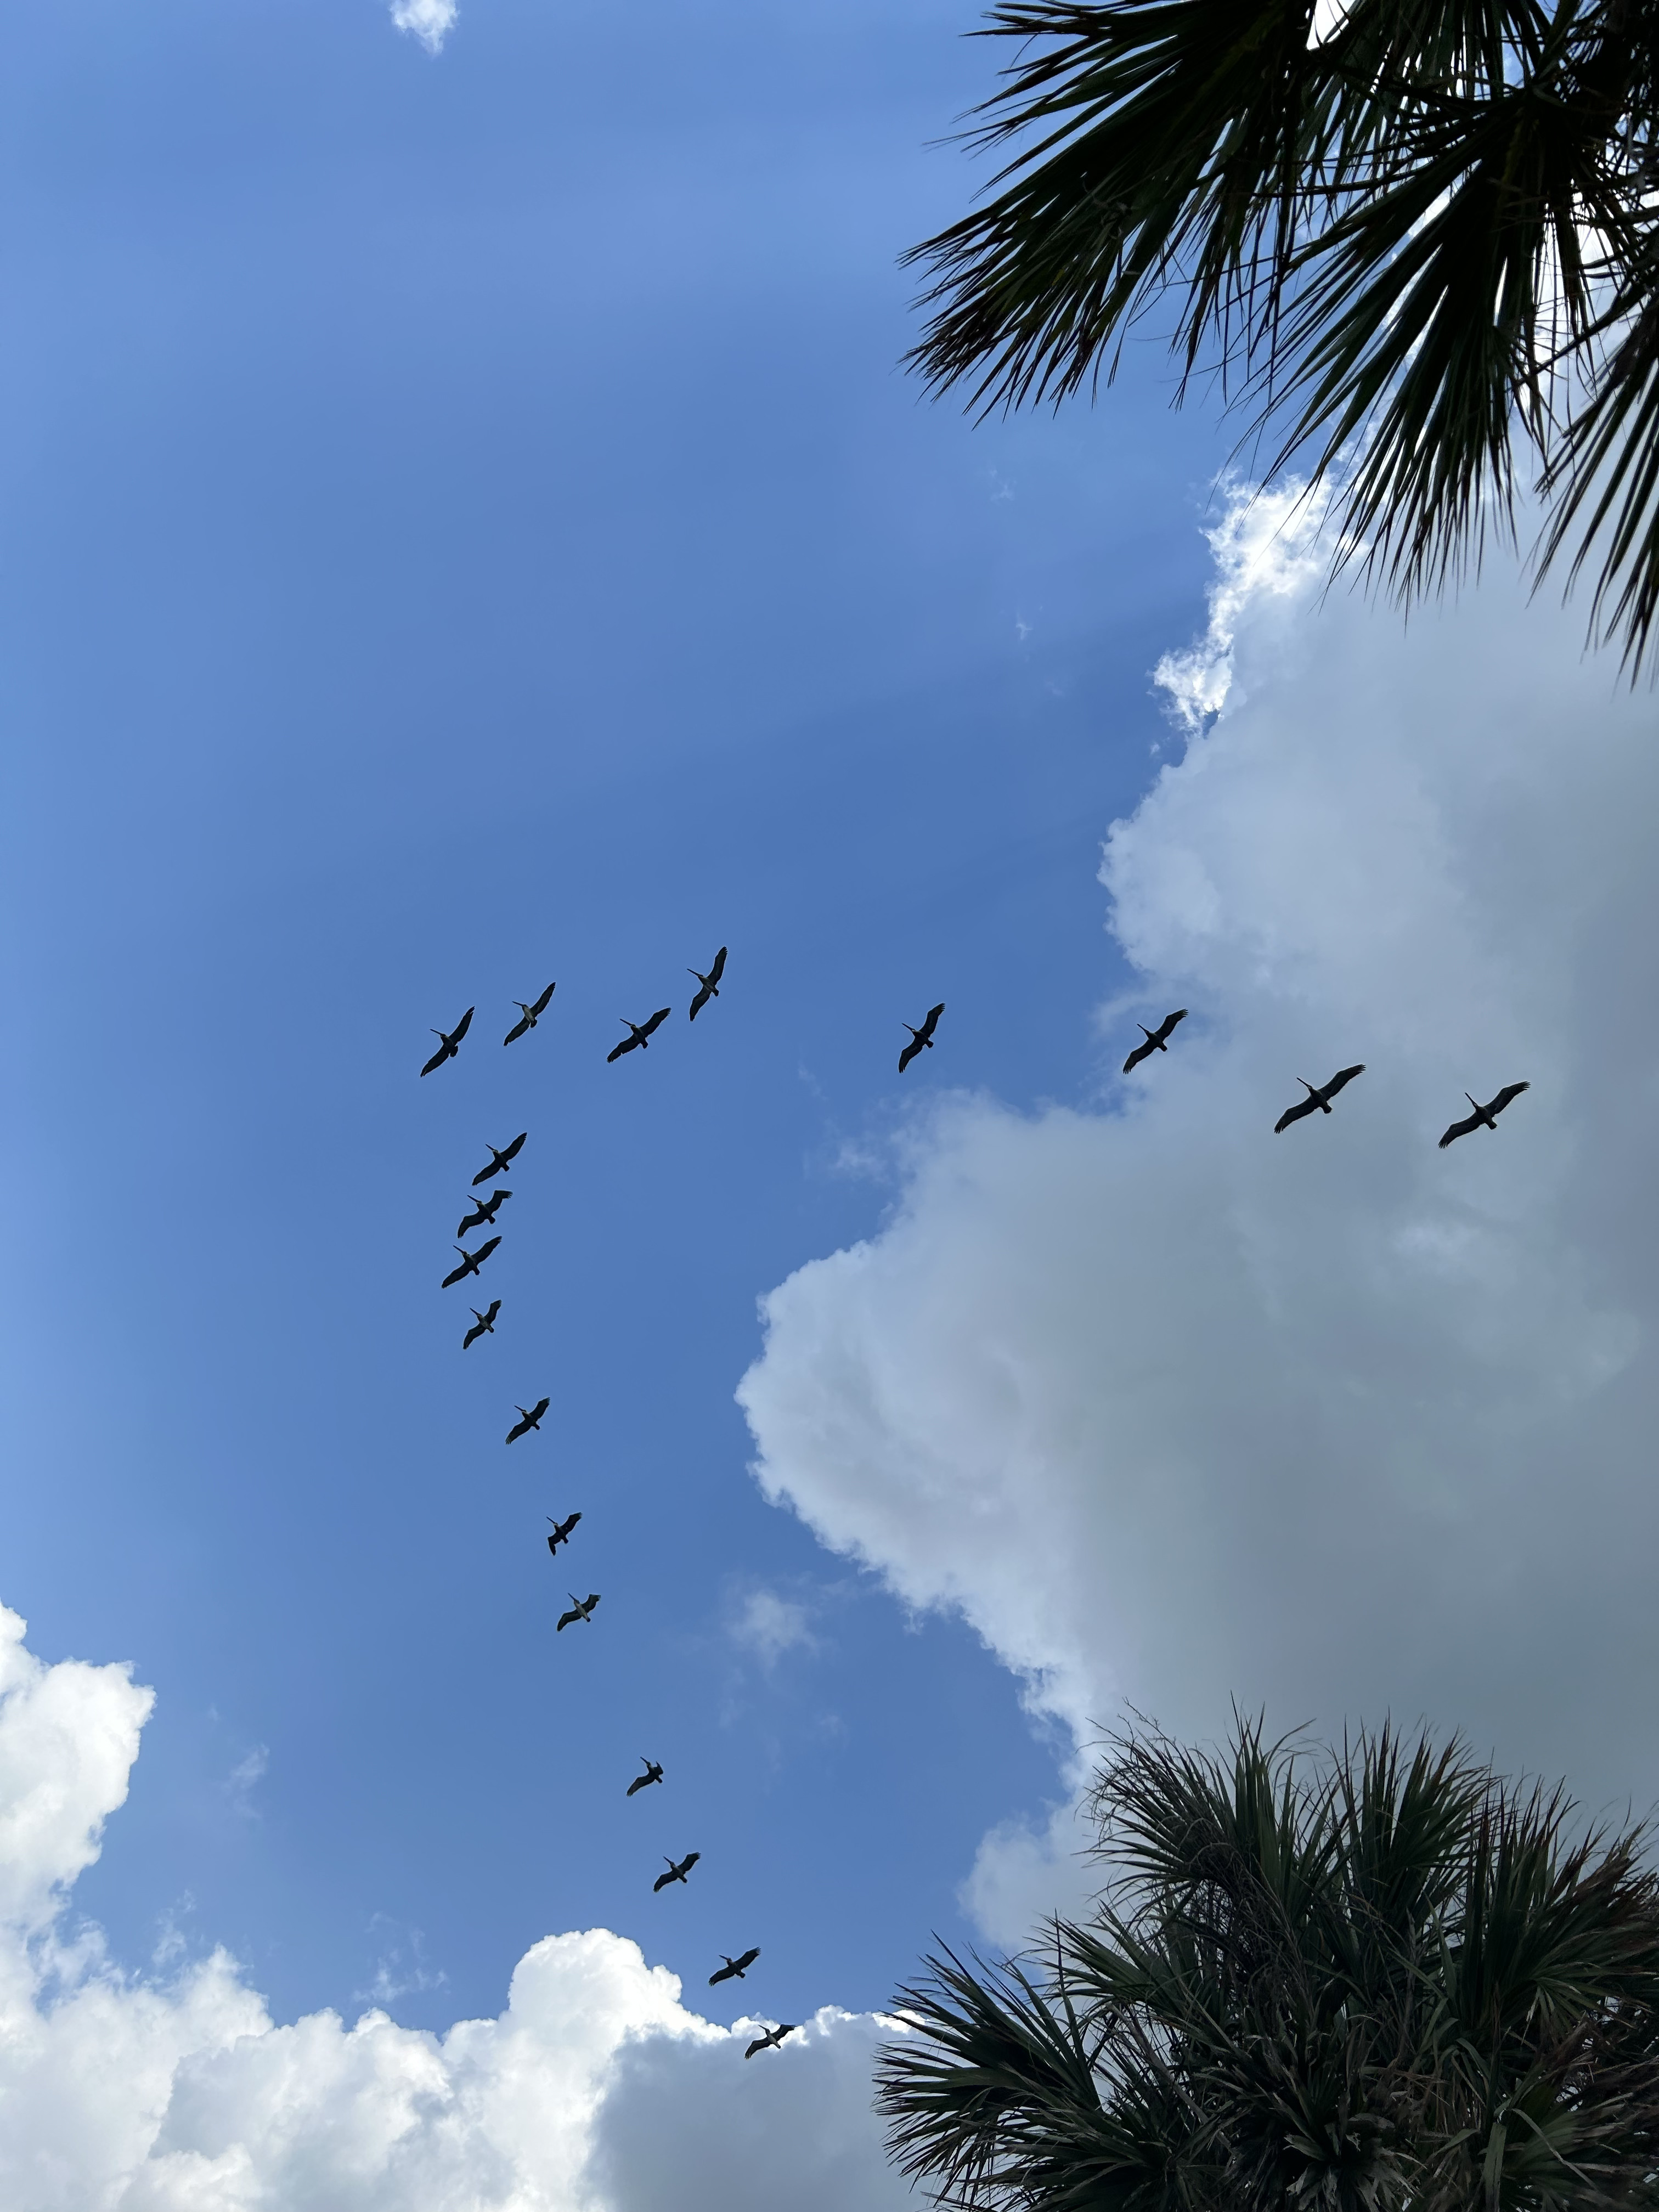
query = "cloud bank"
xmin=390 ymin=0 xmax=457 ymax=55
xmin=0 ymin=1606 xmax=903 ymax=2210
xmin=740 ymin=496 xmax=1659 ymax=1936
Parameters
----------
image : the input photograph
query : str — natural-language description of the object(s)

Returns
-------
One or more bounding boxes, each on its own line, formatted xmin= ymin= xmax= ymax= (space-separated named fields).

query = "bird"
xmin=1274 ymin=1065 xmax=1367 ymax=1133
xmin=557 ymin=1593 xmax=600 ymax=1632
xmin=653 ymin=1852 xmax=700 ymax=1892
xmin=608 ymin=1009 xmax=671 ymax=1062
xmin=441 ymin=1235 xmax=500 ymax=1288
xmin=899 ymin=1002 xmax=945 ymax=1074
xmin=1439 ymin=1081 xmax=1531 ymax=1149
xmin=688 ymin=947 xmax=727 ymax=1020
xmin=744 ymin=2023 xmax=798 ymax=2059
xmin=546 ymin=1511 xmax=582 ymax=1555
xmin=626 ymin=1758 xmax=664 ymax=1797
xmin=420 ymin=1007 xmax=474 ymax=1077
xmin=472 ymin=1133 xmax=527 ymax=1186
xmin=1122 ymin=1008 xmax=1188 ymax=1074
xmin=506 ymin=1397 xmax=550 ymax=1444
xmin=504 ymin=984 xmax=556 ymax=1046
xmin=709 ymin=1949 xmax=760 ymax=1987
xmin=457 ymin=1188 xmax=510 ymax=1237
xmin=463 ymin=1300 xmax=500 ymax=1349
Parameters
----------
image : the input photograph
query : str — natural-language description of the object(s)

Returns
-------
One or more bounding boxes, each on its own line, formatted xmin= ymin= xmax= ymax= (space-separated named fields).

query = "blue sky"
xmin=0 ymin=0 xmax=1227 ymax=2039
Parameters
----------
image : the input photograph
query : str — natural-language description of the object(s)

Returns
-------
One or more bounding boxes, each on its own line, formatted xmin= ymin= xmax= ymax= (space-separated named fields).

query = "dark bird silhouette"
xmin=653 ymin=1852 xmax=700 ymax=1893
xmin=1439 ymin=1081 xmax=1531 ymax=1150
xmin=709 ymin=1949 xmax=760 ymax=1987
xmin=546 ymin=1511 xmax=582 ymax=1555
xmin=688 ymin=947 xmax=727 ymax=1020
xmin=463 ymin=1300 xmax=500 ymax=1349
xmin=744 ymin=2023 xmax=798 ymax=2059
xmin=506 ymin=1397 xmax=550 ymax=1444
xmin=457 ymin=1188 xmax=510 ymax=1237
xmin=504 ymin=984 xmax=556 ymax=1046
xmin=441 ymin=1235 xmax=500 ymax=1288
xmin=899 ymin=1002 xmax=945 ymax=1074
xmin=472 ymin=1133 xmax=527 ymax=1186
xmin=556 ymin=1592 xmax=600 ymax=1632
xmin=627 ymin=1758 xmax=663 ymax=1797
xmin=1274 ymin=1065 xmax=1367 ymax=1134
xmin=608 ymin=1009 xmax=671 ymax=1062
xmin=421 ymin=1007 xmax=474 ymax=1077
xmin=1122 ymin=1008 xmax=1188 ymax=1074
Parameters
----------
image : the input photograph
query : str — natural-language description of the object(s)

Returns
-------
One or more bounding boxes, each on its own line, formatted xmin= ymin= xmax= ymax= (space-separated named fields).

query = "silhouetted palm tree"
xmin=905 ymin=3 xmax=1659 ymax=668
xmin=879 ymin=1716 xmax=1659 ymax=2211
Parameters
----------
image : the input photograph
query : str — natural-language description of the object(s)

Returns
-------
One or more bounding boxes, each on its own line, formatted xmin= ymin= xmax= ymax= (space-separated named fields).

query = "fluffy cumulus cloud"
xmin=0 ymin=1606 xmax=904 ymax=2210
xmin=390 ymin=0 xmax=457 ymax=55
xmin=740 ymin=492 xmax=1659 ymax=1935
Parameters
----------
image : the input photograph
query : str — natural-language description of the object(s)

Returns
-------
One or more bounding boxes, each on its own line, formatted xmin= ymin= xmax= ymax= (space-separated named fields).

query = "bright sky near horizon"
xmin=2 ymin=4 xmax=1657 ymax=2208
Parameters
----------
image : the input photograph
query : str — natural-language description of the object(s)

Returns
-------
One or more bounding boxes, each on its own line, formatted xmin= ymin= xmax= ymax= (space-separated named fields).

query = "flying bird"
xmin=546 ymin=1511 xmax=582 ymax=1555
xmin=626 ymin=1758 xmax=663 ymax=1797
xmin=1122 ymin=1008 xmax=1188 ymax=1074
xmin=420 ymin=1007 xmax=474 ymax=1077
xmin=709 ymin=1949 xmax=760 ymax=1987
xmin=557 ymin=1592 xmax=601 ymax=1632
xmin=1274 ymin=1065 xmax=1367 ymax=1134
xmin=608 ymin=1009 xmax=671 ymax=1062
xmin=688 ymin=947 xmax=727 ymax=1020
xmin=441 ymin=1235 xmax=500 ymax=1288
xmin=457 ymin=1188 xmax=510 ymax=1237
xmin=744 ymin=2024 xmax=798 ymax=2059
xmin=506 ymin=1397 xmax=550 ymax=1444
xmin=504 ymin=984 xmax=556 ymax=1046
xmin=899 ymin=1002 xmax=945 ymax=1074
xmin=1439 ymin=1081 xmax=1531 ymax=1150
xmin=653 ymin=1852 xmax=700 ymax=1893
xmin=472 ymin=1133 xmax=527 ymax=1186
xmin=463 ymin=1300 xmax=500 ymax=1349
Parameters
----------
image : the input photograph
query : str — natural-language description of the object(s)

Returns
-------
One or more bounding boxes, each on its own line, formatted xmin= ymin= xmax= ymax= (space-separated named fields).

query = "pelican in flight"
xmin=421 ymin=1007 xmax=474 ymax=1077
xmin=709 ymin=1949 xmax=760 ymax=1987
xmin=627 ymin=1758 xmax=664 ymax=1797
xmin=653 ymin=1851 xmax=700 ymax=1892
xmin=557 ymin=1593 xmax=600 ymax=1632
xmin=688 ymin=947 xmax=727 ymax=1020
xmin=457 ymin=1188 xmax=510 ymax=1237
xmin=608 ymin=1009 xmax=671 ymax=1062
xmin=899 ymin=1003 xmax=944 ymax=1074
xmin=463 ymin=1300 xmax=500 ymax=1349
xmin=504 ymin=983 xmax=556 ymax=1046
xmin=1274 ymin=1065 xmax=1366 ymax=1134
xmin=1440 ymin=1081 xmax=1530 ymax=1149
xmin=1122 ymin=1009 xmax=1187 ymax=1073
xmin=441 ymin=1235 xmax=500 ymax=1288
xmin=744 ymin=2023 xmax=798 ymax=2059
xmin=472 ymin=1133 xmax=527 ymax=1186
xmin=506 ymin=1397 xmax=550 ymax=1444
xmin=546 ymin=1511 xmax=581 ymax=1555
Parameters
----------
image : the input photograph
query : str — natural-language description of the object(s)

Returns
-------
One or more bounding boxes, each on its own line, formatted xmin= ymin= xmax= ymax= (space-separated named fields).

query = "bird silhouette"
xmin=688 ymin=947 xmax=727 ymax=1020
xmin=421 ymin=1007 xmax=474 ymax=1077
xmin=744 ymin=2023 xmax=798 ymax=2059
xmin=557 ymin=1592 xmax=600 ymax=1632
xmin=463 ymin=1300 xmax=500 ymax=1349
xmin=546 ymin=1511 xmax=582 ymax=1555
xmin=899 ymin=1003 xmax=945 ymax=1074
xmin=503 ymin=983 xmax=556 ymax=1046
xmin=457 ymin=1188 xmax=510 ymax=1237
xmin=709 ymin=1949 xmax=760 ymax=1987
xmin=627 ymin=1758 xmax=664 ymax=1797
xmin=442 ymin=1235 xmax=501 ymax=1288
xmin=506 ymin=1397 xmax=550 ymax=1444
xmin=1274 ymin=1065 xmax=1367 ymax=1133
xmin=608 ymin=1009 xmax=672 ymax=1062
xmin=653 ymin=1852 xmax=700 ymax=1892
xmin=1439 ymin=1081 xmax=1531 ymax=1149
xmin=1122 ymin=1009 xmax=1188 ymax=1074
xmin=472 ymin=1133 xmax=527 ymax=1186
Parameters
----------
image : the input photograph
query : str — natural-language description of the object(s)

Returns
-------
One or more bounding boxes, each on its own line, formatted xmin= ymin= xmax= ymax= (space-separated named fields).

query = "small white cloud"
xmin=729 ymin=1589 xmax=816 ymax=1669
xmin=390 ymin=0 xmax=456 ymax=54
xmin=356 ymin=1916 xmax=448 ymax=2006
xmin=222 ymin=1745 xmax=267 ymax=1820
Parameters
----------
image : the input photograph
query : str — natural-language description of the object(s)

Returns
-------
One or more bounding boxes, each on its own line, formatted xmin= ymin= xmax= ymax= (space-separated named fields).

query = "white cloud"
xmin=390 ymin=0 xmax=457 ymax=55
xmin=729 ymin=1588 xmax=816 ymax=1668
xmin=738 ymin=501 xmax=1659 ymax=1940
xmin=222 ymin=1746 xmax=267 ymax=1822
xmin=0 ymin=1605 xmax=905 ymax=2212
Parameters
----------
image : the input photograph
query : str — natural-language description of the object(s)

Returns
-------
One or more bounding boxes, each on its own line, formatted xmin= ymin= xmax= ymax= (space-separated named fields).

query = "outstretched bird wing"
xmin=744 ymin=2035 xmax=769 ymax=2058
xmin=708 ymin=946 xmax=727 ymax=986
xmin=530 ymin=982 xmax=556 ymax=1017
xmin=1488 ymin=1081 xmax=1531 ymax=1117
xmin=506 ymin=1409 xmax=533 ymax=1443
xmin=499 ymin=1133 xmax=527 ymax=1166
xmin=1438 ymin=1110 xmax=1481 ymax=1149
xmin=733 ymin=1947 xmax=760 ymax=1973
xmin=1274 ymin=1095 xmax=1321 ymax=1134
xmin=640 ymin=1007 xmax=672 ymax=1039
xmin=503 ymin=1012 xmax=531 ymax=1046
xmin=689 ymin=984 xmax=712 ymax=1020
xmin=462 ymin=1307 xmax=492 ymax=1348
xmin=1122 ymin=1036 xmax=1154 ymax=1074
xmin=607 ymin=1032 xmax=640 ymax=1062
xmin=420 ymin=1041 xmax=450 ymax=1077
xmin=457 ymin=1205 xmax=486 ymax=1236
xmin=709 ymin=1961 xmax=737 ymax=1985
xmin=680 ymin=1850 xmax=699 ymax=1874
xmin=898 ymin=1035 xmax=923 ymax=1074
xmin=1154 ymin=1008 xmax=1188 ymax=1045
xmin=450 ymin=1007 xmax=474 ymax=1046
xmin=652 ymin=1867 xmax=677 ymax=1892
xmin=470 ymin=1236 xmax=501 ymax=1268
xmin=1323 ymin=1064 xmax=1365 ymax=1098
xmin=442 ymin=1255 xmax=471 ymax=1288
xmin=919 ymin=1002 xmax=944 ymax=1042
